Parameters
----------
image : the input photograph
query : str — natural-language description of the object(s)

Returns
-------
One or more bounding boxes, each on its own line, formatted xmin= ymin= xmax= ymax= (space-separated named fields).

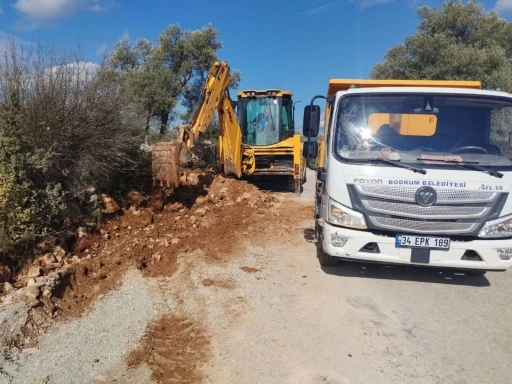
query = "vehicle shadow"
xmin=303 ymin=228 xmax=491 ymax=287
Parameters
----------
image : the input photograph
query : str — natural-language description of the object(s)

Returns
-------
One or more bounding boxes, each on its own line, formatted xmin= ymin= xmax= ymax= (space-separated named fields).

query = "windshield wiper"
xmin=416 ymin=158 xmax=503 ymax=178
xmin=352 ymin=157 xmax=427 ymax=174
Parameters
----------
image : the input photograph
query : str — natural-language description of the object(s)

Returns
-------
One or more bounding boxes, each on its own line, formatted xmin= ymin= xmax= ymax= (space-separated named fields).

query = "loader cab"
xmin=236 ymin=89 xmax=295 ymax=146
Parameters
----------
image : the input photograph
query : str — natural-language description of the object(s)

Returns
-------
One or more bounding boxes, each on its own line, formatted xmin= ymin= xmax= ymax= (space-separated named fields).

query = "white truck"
xmin=302 ymin=78 xmax=512 ymax=276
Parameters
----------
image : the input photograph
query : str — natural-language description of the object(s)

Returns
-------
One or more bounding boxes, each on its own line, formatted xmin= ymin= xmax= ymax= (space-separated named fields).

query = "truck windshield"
xmin=239 ymin=96 xmax=294 ymax=146
xmin=334 ymin=93 xmax=512 ymax=168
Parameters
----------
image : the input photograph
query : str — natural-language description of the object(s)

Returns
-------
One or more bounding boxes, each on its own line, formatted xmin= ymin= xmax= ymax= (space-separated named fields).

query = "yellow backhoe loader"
xmin=151 ymin=61 xmax=306 ymax=194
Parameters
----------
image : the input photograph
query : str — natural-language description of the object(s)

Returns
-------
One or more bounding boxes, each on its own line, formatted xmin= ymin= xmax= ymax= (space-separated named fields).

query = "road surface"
xmin=2 ymin=168 xmax=510 ymax=384
xmin=202 ymin=169 xmax=512 ymax=384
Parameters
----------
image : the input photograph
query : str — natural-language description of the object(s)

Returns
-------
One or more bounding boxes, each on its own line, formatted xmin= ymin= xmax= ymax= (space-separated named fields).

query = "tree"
xmin=109 ymin=23 xmax=241 ymax=136
xmin=370 ymin=0 xmax=512 ymax=91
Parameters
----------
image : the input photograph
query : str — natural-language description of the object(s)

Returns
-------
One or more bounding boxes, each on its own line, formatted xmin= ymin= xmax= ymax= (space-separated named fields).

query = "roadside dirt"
xmin=127 ymin=314 xmax=210 ymax=384
xmin=0 ymin=169 xmax=311 ymax=384
xmin=40 ymin=170 xmax=289 ymax=321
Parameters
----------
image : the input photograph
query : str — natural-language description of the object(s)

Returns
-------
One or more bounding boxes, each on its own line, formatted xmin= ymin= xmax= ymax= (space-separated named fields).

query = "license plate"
xmin=395 ymin=234 xmax=450 ymax=251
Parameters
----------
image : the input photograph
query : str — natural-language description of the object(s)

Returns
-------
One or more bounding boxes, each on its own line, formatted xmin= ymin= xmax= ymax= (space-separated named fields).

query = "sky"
xmin=1 ymin=0 xmax=511 ymax=130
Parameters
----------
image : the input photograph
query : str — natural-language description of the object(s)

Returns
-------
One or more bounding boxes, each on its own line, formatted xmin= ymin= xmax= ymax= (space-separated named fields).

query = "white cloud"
xmin=495 ymin=0 xmax=512 ymax=13
xmin=13 ymin=0 xmax=116 ymax=22
xmin=303 ymin=1 xmax=342 ymax=15
xmin=303 ymin=0 xmax=394 ymax=14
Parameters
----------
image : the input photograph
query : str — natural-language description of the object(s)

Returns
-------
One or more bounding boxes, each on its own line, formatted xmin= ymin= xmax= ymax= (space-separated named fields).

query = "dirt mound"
xmin=127 ymin=314 xmax=210 ymax=384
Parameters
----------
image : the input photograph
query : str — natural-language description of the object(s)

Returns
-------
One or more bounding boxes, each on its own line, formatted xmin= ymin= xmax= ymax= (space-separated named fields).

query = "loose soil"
xmin=50 ymin=170 xmax=295 ymax=321
xmin=127 ymin=314 xmax=210 ymax=384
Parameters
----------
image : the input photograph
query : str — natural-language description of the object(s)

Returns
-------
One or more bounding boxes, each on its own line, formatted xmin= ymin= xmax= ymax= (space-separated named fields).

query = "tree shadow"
xmin=302 ymin=227 xmax=491 ymax=287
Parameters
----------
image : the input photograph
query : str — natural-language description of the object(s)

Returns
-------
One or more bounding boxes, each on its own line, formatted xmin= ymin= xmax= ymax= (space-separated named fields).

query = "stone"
xmin=2 ymin=282 xmax=13 ymax=295
xmin=126 ymin=190 xmax=145 ymax=207
xmin=23 ymin=286 xmax=40 ymax=300
xmin=102 ymin=194 xmax=120 ymax=214
xmin=195 ymin=207 xmax=207 ymax=217
xmin=195 ymin=196 xmax=207 ymax=206
xmin=27 ymin=266 xmax=42 ymax=278
xmin=77 ymin=227 xmax=88 ymax=238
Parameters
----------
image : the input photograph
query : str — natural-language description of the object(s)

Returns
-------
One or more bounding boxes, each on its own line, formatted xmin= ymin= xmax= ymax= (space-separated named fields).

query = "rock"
xmin=102 ymin=194 xmax=120 ymax=214
xmin=186 ymin=173 xmax=200 ymax=186
xmin=195 ymin=207 xmax=207 ymax=217
xmin=195 ymin=196 xmax=207 ymax=206
xmin=2 ymin=282 xmax=13 ymax=295
xmin=0 ymin=265 xmax=12 ymax=283
xmin=277 ymin=195 xmax=285 ymax=203
xmin=208 ymin=194 xmax=219 ymax=204
xmin=242 ymin=192 xmax=252 ymax=200
xmin=22 ymin=286 xmax=40 ymax=300
xmin=126 ymin=190 xmax=145 ymax=207
xmin=27 ymin=266 xmax=42 ymax=278
xmin=42 ymin=287 xmax=52 ymax=299
xmin=236 ymin=196 xmax=242 ymax=203
xmin=169 ymin=202 xmax=184 ymax=213
xmin=189 ymin=216 xmax=198 ymax=224
xmin=77 ymin=227 xmax=88 ymax=238
xmin=86 ymin=186 xmax=96 ymax=194
xmin=171 ymin=238 xmax=180 ymax=245
xmin=39 ymin=253 xmax=57 ymax=268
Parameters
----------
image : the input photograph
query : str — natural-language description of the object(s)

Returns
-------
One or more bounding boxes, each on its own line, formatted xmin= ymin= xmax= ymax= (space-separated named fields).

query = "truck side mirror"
xmin=303 ymin=105 xmax=321 ymax=138
xmin=303 ymin=141 xmax=318 ymax=158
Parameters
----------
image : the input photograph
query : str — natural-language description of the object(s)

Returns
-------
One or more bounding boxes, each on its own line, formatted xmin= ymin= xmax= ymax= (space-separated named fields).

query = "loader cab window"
xmin=239 ymin=96 xmax=284 ymax=146
xmin=281 ymin=96 xmax=294 ymax=136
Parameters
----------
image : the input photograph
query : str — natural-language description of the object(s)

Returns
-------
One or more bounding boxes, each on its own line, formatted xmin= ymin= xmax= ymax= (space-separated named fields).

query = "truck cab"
xmin=303 ymin=79 xmax=512 ymax=276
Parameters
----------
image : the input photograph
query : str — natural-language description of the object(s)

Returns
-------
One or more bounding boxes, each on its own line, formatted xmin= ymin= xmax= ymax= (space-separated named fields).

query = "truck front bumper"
xmin=322 ymin=222 xmax=512 ymax=271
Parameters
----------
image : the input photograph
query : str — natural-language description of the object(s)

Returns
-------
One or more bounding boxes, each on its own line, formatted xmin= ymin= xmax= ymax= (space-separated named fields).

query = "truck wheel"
xmin=464 ymin=270 xmax=487 ymax=277
xmin=317 ymin=243 xmax=337 ymax=266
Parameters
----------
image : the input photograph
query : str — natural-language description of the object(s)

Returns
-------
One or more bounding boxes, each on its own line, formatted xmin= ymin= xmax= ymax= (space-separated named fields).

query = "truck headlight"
xmin=478 ymin=214 xmax=512 ymax=238
xmin=328 ymin=198 xmax=367 ymax=229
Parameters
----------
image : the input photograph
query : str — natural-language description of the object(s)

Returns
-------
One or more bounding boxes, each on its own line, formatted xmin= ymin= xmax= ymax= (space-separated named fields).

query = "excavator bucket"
xmin=151 ymin=139 xmax=196 ymax=189
xmin=151 ymin=141 xmax=184 ymax=188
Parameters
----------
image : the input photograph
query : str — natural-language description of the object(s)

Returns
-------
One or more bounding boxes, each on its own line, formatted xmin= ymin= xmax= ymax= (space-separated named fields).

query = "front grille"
xmin=356 ymin=185 xmax=498 ymax=204
xmin=350 ymin=185 xmax=506 ymax=236
xmin=369 ymin=217 xmax=477 ymax=234
xmin=362 ymin=200 xmax=488 ymax=219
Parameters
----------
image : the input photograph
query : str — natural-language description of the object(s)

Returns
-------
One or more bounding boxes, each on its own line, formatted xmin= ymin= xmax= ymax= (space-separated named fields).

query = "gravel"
xmin=0 ymin=269 xmax=161 ymax=384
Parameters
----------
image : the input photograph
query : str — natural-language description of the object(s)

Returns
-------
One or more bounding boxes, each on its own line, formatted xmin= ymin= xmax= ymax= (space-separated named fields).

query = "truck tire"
xmin=464 ymin=270 xmax=487 ymax=277
xmin=317 ymin=236 xmax=337 ymax=266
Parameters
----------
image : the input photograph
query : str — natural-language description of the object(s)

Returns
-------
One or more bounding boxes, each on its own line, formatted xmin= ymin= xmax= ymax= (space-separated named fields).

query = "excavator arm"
xmin=177 ymin=61 xmax=243 ymax=177
xmin=152 ymin=61 xmax=243 ymax=189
